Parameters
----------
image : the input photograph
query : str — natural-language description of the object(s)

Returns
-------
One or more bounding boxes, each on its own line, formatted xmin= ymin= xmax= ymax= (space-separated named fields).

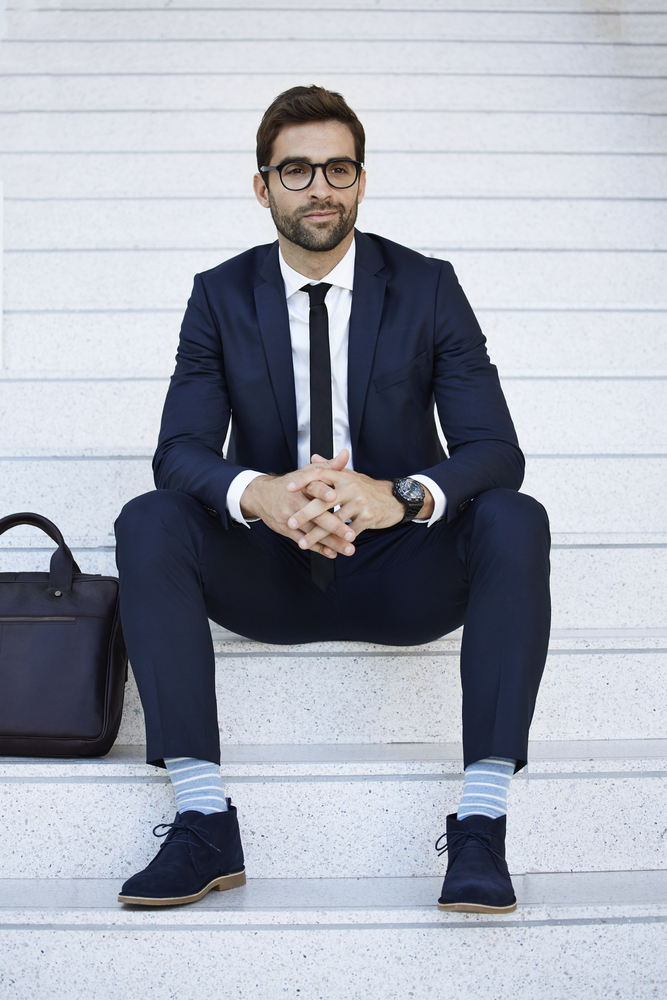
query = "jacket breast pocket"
xmin=373 ymin=351 xmax=429 ymax=393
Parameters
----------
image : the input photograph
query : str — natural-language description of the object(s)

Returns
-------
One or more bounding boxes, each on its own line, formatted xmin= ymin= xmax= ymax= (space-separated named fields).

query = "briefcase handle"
xmin=0 ymin=512 xmax=82 ymax=595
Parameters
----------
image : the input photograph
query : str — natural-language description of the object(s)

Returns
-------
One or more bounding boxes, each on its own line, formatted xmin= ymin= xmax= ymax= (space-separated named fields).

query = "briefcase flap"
xmin=0 ymin=576 xmax=119 ymax=618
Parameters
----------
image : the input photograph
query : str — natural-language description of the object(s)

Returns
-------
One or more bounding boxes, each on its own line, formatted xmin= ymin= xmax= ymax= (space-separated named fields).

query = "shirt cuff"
xmin=409 ymin=474 xmax=446 ymax=526
xmin=226 ymin=469 xmax=264 ymax=527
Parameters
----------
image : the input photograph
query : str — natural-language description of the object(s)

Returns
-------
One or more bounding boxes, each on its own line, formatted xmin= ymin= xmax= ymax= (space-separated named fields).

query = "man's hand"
xmin=286 ymin=452 xmax=434 ymax=552
xmin=239 ymin=451 xmax=357 ymax=559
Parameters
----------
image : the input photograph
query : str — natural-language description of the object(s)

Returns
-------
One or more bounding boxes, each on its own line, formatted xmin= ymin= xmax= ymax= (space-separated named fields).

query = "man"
xmin=115 ymin=85 xmax=550 ymax=912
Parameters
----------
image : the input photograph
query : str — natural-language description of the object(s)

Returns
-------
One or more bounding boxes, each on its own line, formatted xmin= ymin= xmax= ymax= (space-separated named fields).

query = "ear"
xmin=253 ymin=171 xmax=271 ymax=208
xmin=356 ymin=167 xmax=367 ymax=206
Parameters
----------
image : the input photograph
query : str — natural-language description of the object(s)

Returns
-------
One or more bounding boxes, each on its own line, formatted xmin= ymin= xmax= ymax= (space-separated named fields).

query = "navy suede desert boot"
xmin=436 ymin=812 xmax=517 ymax=913
xmin=118 ymin=800 xmax=246 ymax=906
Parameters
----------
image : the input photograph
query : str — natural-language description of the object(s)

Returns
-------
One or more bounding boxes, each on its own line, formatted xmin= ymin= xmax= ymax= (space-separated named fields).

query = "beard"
xmin=268 ymin=196 xmax=358 ymax=253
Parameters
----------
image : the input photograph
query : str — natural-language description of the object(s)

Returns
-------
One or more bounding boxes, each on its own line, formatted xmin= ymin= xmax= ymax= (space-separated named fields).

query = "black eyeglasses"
xmin=260 ymin=159 xmax=363 ymax=191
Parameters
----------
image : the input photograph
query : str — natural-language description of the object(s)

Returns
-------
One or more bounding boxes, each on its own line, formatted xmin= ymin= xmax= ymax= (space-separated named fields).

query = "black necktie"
xmin=301 ymin=282 xmax=335 ymax=593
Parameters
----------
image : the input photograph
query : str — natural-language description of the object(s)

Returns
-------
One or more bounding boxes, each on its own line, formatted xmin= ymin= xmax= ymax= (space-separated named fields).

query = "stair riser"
xmin=1 ymin=919 xmax=665 ymax=1000
xmin=1 ymin=546 xmax=665 ymax=630
xmin=2 ymin=458 xmax=666 ymax=540
xmin=6 ymin=248 xmax=667 ymax=312
xmin=6 ymin=378 xmax=666 ymax=456
xmin=1 ymin=773 xmax=664 ymax=879
xmin=9 ymin=196 xmax=667 ymax=252
xmin=115 ymin=649 xmax=667 ymax=745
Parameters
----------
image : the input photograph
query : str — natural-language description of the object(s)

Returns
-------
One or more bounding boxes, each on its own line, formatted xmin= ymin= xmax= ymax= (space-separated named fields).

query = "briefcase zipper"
xmin=0 ymin=616 xmax=76 ymax=623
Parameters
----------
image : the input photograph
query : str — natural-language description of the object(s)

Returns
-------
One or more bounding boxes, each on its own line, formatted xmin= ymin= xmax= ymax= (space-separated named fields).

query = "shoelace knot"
xmin=435 ymin=828 xmax=510 ymax=877
xmin=152 ymin=819 xmax=221 ymax=854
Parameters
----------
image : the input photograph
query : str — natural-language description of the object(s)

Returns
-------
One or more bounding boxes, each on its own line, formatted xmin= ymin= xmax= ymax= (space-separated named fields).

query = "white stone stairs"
xmin=2 ymin=0 xmax=667 ymax=993
xmin=2 ymin=621 xmax=667 ymax=998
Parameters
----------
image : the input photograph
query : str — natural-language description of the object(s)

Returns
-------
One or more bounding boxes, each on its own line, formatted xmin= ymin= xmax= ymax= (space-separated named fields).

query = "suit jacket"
xmin=153 ymin=229 xmax=524 ymax=527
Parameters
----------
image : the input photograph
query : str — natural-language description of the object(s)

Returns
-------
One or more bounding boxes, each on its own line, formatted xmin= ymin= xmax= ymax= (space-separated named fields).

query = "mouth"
xmin=301 ymin=209 xmax=340 ymax=223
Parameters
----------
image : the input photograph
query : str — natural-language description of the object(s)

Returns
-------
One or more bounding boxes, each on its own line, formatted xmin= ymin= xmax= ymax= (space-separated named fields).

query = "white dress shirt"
xmin=226 ymin=238 xmax=446 ymax=526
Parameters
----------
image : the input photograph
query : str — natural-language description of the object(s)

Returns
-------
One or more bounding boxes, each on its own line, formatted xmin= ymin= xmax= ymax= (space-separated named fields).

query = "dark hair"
xmin=256 ymin=85 xmax=365 ymax=170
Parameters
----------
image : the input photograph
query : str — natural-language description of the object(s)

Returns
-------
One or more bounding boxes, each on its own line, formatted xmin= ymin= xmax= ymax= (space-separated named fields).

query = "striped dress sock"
xmin=164 ymin=757 xmax=229 ymax=815
xmin=457 ymin=757 xmax=516 ymax=821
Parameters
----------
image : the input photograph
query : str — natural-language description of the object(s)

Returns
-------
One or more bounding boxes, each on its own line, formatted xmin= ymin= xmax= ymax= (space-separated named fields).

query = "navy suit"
xmin=115 ymin=231 xmax=550 ymax=770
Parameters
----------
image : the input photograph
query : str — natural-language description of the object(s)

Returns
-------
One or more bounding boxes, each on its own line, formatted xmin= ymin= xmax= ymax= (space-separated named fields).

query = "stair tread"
xmin=2 ymin=740 xmax=667 ymax=779
xmin=1 ymin=873 xmax=667 ymax=926
xmin=209 ymin=624 xmax=667 ymax=651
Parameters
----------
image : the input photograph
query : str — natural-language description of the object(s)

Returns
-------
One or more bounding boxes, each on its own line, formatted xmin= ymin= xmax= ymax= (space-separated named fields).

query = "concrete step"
xmin=7 ymin=8 xmax=667 ymax=44
xmin=3 ymin=310 xmax=666 ymax=379
xmin=1 ymin=32 xmax=663 ymax=77
xmin=1 ymin=378 xmax=665 ymax=457
xmin=9 ymin=197 xmax=666 ymax=251
xmin=1 ymin=872 xmax=666 ymax=1000
xmin=6 ymin=312 xmax=667 ymax=384
xmin=6 ymin=250 xmax=665 ymax=316
xmin=4 ymin=71 xmax=667 ymax=116
xmin=116 ymin=629 xmax=667 ymax=746
xmin=2 ymin=461 xmax=666 ymax=544
xmin=1 ymin=545 xmax=666 ymax=632
xmin=2 ymin=741 xmax=666 ymax=880
xmin=3 ymin=106 xmax=666 ymax=154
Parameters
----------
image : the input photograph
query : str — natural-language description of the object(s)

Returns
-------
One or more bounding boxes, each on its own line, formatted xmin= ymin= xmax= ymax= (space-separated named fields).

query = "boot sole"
xmin=438 ymin=900 xmax=517 ymax=914
xmin=118 ymin=868 xmax=246 ymax=906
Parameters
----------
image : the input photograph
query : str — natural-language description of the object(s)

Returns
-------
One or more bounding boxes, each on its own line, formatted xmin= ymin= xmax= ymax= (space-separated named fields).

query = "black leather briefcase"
xmin=0 ymin=512 xmax=128 ymax=757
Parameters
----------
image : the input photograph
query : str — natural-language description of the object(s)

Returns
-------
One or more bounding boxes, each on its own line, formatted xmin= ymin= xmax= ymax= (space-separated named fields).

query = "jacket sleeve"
xmin=152 ymin=273 xmax=255 ymax=527
xmin=416 ymin=262 xmax=525 ymax=521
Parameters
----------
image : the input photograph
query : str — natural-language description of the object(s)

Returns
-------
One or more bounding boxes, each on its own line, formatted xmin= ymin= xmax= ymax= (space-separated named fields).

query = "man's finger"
xmin=286 ymin=465 xmax=344 ymax=493
xmin=301 ymin=480 xmax=337 ymax=504
xmin=298 ymin=522 xmax=356 ymax=555
xmin=287 ymin=497 xmax=329 ymax=529
xmin=310 ymin=448 xmax=349 ymax=471
xmin=286 ymin=450 xmax=350 ymax=493
xmin=281 ymin=514 xmax=352 ymax=556
xmin=311 ymin=509 xmax=355 ymax=540
xmin=321 ymin=497 xmax=370 ymax=535
xmin=288 ymin=501 xmax=355 ymax=540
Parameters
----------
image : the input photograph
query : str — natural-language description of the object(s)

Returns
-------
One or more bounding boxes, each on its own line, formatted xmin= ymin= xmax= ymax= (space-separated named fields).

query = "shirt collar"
xmin=278 ymin=238 xmax=356 ymax=299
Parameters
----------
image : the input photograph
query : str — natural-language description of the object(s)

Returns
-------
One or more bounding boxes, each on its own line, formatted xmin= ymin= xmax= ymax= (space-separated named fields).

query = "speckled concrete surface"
xmin=1 ymin=916 xmax=665 ymax=1000
xmin=1 ymin=546 xmax=666 ymax=630
xmin=2 ymin=740 xmax=667 ymax=777
xmin=2 ymin=455 xmax=667 ymax=544
xmin=2 ymin=378 xmax=665 ymax=457
xmin=4 ymin=870 xmax=667 ymax=916
xmin=549 ymin=547 xmax=667 ymax=629
xmin=522 ymin=457 xmax=667 ymax=534
xmin=115 ymin=643 xmax=667 ymax=746
xmin=502 ymin=379 xmax=667 ymax=455
xmin=7 ymin=308 xmax=666 ymax=379
xmin=2 ymin=761 xmax=665 ymax=878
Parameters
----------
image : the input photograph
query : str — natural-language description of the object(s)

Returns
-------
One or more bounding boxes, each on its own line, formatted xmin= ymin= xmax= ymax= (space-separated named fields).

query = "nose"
xmin=308 ymin=165 xmax=332 ymax=197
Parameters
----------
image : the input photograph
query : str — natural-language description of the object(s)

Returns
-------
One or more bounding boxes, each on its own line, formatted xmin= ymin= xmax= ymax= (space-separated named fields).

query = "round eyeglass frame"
xmin=260 ymin=158 xmax=363 ymax=191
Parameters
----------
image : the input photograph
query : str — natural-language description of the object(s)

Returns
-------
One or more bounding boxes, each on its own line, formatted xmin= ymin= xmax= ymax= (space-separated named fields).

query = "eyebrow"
xmin=275 ymin=156 xmax=354 ymax=166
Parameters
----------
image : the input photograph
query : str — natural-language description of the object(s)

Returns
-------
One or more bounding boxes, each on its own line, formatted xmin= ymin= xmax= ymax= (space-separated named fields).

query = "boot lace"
xmin=152 ymin=819 xmax=221 ymax=853
xmin=435 ymin=829 xmax=511 ymax=877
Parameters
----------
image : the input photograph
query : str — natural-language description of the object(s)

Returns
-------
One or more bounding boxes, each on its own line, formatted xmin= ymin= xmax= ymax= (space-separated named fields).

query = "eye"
xmin=327 ymin=161 xmax=352 ymax=176
xmin=283 ymin=163 xmax=308 ymax=176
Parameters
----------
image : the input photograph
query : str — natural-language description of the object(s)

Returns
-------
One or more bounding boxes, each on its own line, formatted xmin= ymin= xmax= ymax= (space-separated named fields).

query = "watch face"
xmin=396 ymin=478 xmax=424 ymax=503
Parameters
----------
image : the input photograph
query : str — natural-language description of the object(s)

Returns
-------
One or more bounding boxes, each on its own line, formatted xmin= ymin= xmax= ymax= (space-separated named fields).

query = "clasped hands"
xmin=240 ymin=449 xmax=434 ymax=559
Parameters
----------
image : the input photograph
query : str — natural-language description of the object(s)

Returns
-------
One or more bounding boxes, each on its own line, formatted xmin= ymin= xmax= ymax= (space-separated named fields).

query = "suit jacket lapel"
xmin=348 ymin=231 xmax=387 ymax=458
xmin=254 ymin=243 xmax=298 ymax=468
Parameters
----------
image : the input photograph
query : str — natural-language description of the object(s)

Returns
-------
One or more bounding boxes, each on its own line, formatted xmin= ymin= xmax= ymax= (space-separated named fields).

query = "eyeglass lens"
xmin=280 ymin=161 xmax=358 ymax=191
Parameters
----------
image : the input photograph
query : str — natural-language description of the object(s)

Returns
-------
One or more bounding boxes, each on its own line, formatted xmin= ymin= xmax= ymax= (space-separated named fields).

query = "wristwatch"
xmin=392 ymin=477 xmax=426 ymax=524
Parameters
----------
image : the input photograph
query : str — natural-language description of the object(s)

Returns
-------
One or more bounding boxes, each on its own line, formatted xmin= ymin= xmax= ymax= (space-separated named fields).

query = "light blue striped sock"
xmin=457 ymin=757 xmax=516 ymax=820
xmin=164 ymin=757 xmax=229 ymax=815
